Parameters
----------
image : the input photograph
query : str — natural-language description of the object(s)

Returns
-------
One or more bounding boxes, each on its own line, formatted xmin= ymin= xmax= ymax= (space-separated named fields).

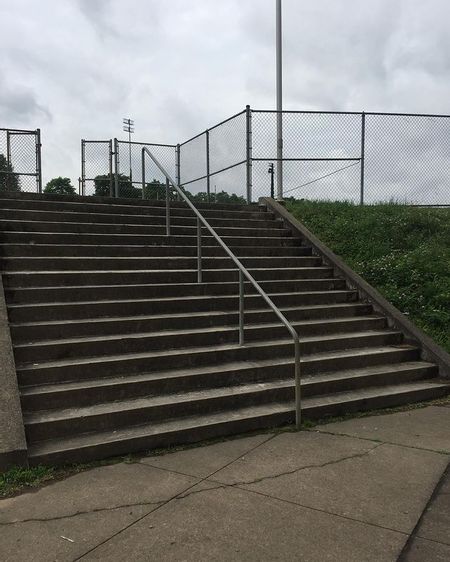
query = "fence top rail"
xmin=251 ymin=108 xmax=450 ymax=119
xmin=141 ymin=146 xmax=300 ymax=345
xmin=180 ymin=109 xmax=247 ymax=147
xmin=82 ymin=140 xmax=112 ymax=144
xmin=0 ymin=127 xmax=38 ymax=134
xmin=116 ymin=139 xmax=176 ymax=148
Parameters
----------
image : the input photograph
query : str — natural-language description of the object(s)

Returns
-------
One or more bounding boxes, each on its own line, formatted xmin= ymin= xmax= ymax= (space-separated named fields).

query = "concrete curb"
xmin=260 ymin=197 xmax=450 ymax=379
xmin=0 ymin=273 xmax=27 ymax=470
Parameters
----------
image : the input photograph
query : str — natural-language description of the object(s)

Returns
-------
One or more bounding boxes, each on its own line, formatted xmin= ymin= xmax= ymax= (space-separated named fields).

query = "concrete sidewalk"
xmin=1 ymin=404 xmax=449 ymax=562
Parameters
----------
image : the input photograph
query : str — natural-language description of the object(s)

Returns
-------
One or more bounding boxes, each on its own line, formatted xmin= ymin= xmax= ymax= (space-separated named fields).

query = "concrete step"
xmin=0 ymin=207 xmax=283 ymax=229
xmin=5 ymin=278 xmax=345 ymax=305
xmin=14 ymin=316 xmax=387 ymax=363
xmin=21 ymin=356 xmax=432 ymax=412
xmin=11 ymin=303 xmax=373 ymax=342
xmin=16 ymin=331 xmax=404 ymax=385
xmin=1 ymin=255 xmax=322 ymax=272
xmin=0 ymin=195 xmax=265 ymax=218
xmin=0 ymin=219 xmax=290 ymax=238
xmin=8 ymin=290 xmax=359 ymax=323
xmin=3 ymin=266 xmax=333 ymax=288
xmin=23 ymin=363 xmax=436 ymax=441
xmin=0 ymin=231 xmax=300 ymax=247
xmin=26 ymin=380 xmax=450 ymax=465
xmin=0 ymin=243 xmax=309 ymax=258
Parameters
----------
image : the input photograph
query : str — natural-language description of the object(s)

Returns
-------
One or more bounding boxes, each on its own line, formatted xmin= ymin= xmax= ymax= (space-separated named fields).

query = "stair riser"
xmin=28 ymin=383 xmax=447 ymax=466
xmin=0 ymin=244 xmax=309 ymax=258
xmin=304 ymin=385 xmax=450 ymax=421
xmin=22 ymin=357 xmax=430 ymax=412
xmin=302 ymin=365 xmax=437 ymax=398
xmin=0 ymin=232 xmax=299 ymax=247
xmin=11 ymin=304 xmax=373 ymax=342
xmin=17 ymin=332 xmax=403 ymax=385
xmin=6 ymin=279 xmax=344 ymax=304
xmin=0 ymin=209 xmax=283 ymax=229
xmin=8 ymin=291 xmax=358 ymax=323
xmin=4 ymin=267 xmax=334 ymax=288
xmin=0 ymin=197 xmax=268 ymax=219
xmin=14 ymin=318 xmax=387 ymax=363
xmin=2 ymin=256 xmax=321 ymax=272
xmin=28 ymin=409 xmax=293 ymax=466
xmin=0 ymin=220 xmax=289 ymax=238
xmin=26 ymin=385 xmax=296 ymax=442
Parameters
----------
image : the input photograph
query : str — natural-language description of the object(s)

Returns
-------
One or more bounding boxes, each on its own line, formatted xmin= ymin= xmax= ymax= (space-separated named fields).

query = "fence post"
xmin=114 ymin=138 xmax=119 ymax=198
xmin=206 ymin=130 xmax=211 ymax=203
xmin=245 ymin=105 xmax=253 ymax=204
xmin=109 ymin=139 xmax=114 ymax=198
xmin=81 ymin=139 xmax=86 ymax=196
xmin=360 ymin=112 xmax=366 ymax=205
xmin=176 ymin=144 xmax=181 ymax=186
xmin=36 ymin=128 xmax=42 ymax=194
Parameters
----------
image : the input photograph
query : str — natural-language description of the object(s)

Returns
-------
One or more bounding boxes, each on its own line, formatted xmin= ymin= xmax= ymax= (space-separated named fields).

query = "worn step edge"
xmin=23 ymin=362 xmax=439 ymax=424
xmin=27 ymin=381 xmax=450 ymax=465
xmin=16 ymin=330 xmax=403 ymax=371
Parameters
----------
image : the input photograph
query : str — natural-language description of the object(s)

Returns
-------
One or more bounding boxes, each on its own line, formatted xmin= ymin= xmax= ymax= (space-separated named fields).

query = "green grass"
xmin=286 ymin=200 xmax=450 ymax=352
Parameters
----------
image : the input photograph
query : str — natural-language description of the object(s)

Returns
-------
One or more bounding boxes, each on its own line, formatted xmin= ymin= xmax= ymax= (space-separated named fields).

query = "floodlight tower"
xmin=123 ymin=118 xmax=134 ymax=182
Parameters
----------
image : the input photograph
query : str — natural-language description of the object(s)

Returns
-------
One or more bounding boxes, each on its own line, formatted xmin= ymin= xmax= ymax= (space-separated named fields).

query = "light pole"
xmin=276 ymin=0 xmax=283 ymax=200
xmin=123 ymin=118 xmax=134 ymax=183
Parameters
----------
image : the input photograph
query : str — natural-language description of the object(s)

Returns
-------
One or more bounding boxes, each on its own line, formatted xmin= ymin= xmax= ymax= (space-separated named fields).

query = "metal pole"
xmin=81 ymin=139 xmax=86 ymax=197
xmin=239 ymin=270 xmax=245 ymax=345
xmin=245 ymin=105 xmax=253 ymax=203
xmin=176 ymin=144 xmax=181 ymax=187
xmin=166 ymin=178 xmax=171 ymax=236
xmin=109 ymin=139 xmax=114 ymax=198
xmin=206 ymin=130 xmax=211 ymax=203
xmin=197 ymin=217 xmax=202 ymax=283
xmin=276 ymin=0 xmax=284 ymax=200
xmin=360 ymin=112 xmax=366 ymax=205
xmin=36 ymin=129 xmax=42 ymax=194
xmin=114 ymin=138 xmax=119 ymax=197
xmin=141 ymin=148 xmax=146 ymax=200
xmin=294 ymin=337 xmax=301 ymax=429
xmin=6 ymin=131 xmax=11 ymax=192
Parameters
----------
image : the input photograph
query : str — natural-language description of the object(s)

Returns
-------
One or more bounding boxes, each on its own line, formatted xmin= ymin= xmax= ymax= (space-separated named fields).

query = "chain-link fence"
xmin=0 ymin=128 xmax=42 ymax=194
xmin=81 ymin=140 xmax=113 ymax=196
xmin=82 ymin=108 xmax=450 ymax=205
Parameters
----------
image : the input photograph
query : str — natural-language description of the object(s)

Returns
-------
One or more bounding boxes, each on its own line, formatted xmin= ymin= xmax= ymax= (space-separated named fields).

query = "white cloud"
xmin=1 ymin=0 xmax=450 ymax=192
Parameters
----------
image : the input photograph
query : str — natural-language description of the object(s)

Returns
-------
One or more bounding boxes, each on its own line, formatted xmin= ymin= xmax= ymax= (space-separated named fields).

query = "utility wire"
xmin=284 ymin=160 xmax=360 ymax=195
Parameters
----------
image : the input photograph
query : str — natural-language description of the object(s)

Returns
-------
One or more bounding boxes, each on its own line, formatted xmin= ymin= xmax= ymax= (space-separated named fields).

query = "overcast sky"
xmin=1 ymin=0 xmax=450 ymax=186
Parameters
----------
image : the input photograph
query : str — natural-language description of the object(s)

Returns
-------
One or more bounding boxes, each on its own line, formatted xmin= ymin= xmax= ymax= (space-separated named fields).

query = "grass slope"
xmin=286 ymin=201 xmax=450 ymax=352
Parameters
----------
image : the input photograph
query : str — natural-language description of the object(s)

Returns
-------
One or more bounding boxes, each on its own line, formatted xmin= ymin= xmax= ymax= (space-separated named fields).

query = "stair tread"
xmin=27 ymin=380 xmax=450 ymax=458
xmin=11 ymin=303 xmax=370 ymax=328
xmin=8 ymin=289 xmax=356 ymax=309
xmin=21 ymin=358 xmax=434 ymax=396
xmin=15 ymin=316 xmax=385 ymax=348
xmin=17 ymin=335 xmax=406 ymax=370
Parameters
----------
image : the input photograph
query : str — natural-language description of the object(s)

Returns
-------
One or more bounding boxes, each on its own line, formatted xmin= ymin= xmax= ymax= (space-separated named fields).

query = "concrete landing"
xmin=1 ymin=404 xmax=449 ymax=561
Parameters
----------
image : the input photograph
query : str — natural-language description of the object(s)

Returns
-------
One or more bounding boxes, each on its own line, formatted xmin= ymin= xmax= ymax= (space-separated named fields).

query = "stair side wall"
xmin=260 ymin=197 xmax=450 ymax=379
xmin=0 ymin=273 xmax=27 ymax=470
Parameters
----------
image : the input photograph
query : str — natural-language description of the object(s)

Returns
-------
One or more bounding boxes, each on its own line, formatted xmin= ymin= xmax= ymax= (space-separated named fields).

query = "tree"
xmin=93 ymin=173 xmax=141 ymax=198
xmin=44 ymin=177 xmax=75 ymax=195
xmin=0 ymin=154 xmax=21 ymax=193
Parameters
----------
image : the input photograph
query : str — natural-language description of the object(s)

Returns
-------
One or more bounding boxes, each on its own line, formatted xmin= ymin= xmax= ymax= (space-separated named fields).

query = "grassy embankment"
xmin=286 ymin=200 xmax=450 ymax=353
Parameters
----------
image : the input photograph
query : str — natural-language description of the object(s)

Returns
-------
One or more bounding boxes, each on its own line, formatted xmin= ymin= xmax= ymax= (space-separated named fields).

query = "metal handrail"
xmin=142 ymin=147 xmax=302 ymax=428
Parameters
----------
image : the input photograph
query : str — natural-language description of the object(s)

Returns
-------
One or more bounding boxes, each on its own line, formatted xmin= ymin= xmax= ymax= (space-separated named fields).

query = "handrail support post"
xmin=197 ymin=217 xmax=202 ymax=283
xmin=166 ymin=178 xmax=171 ymax=236
xmin=239 ymin=270 xmax=245 ymax=345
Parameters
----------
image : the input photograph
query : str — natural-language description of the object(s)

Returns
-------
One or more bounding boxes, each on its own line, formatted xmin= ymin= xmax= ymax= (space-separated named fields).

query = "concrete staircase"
xmin=0 ymin=193 xmax=448 ymax=465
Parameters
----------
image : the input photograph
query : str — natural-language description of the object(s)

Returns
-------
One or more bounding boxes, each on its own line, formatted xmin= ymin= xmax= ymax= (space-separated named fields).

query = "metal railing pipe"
xmin=141 ymin=146 xmax=302 ymax=428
